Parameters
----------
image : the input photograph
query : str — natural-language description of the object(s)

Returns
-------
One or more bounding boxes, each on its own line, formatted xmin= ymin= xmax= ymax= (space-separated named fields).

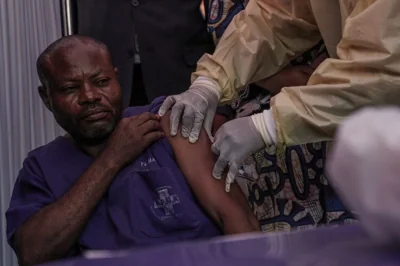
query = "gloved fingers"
xmin=181 ymin=107 xmax=195 ymax=139
xmin=188 ymin=111 xmax=205 ymax=143
xmin=169 ymin=102 xmax=184 ymax=136
xmin=203 ymin=112 xmax=215 ymax=143
xmin=226 ymin=163 xmax=239 ymax=192
xmin=211 ymin=140 xmax=220 ymax=156
xmin=213 ymin=153 xmax=228 ymax=179
xmin=158 ymin=96 xmax=176 ymax=116
xmin=204 ymin=127 xmax=214 ymax=144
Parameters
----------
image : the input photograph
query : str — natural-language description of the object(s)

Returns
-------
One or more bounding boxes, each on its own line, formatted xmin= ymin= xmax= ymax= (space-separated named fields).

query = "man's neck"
xmin=65 ymin=134 xmax=107 ymax=158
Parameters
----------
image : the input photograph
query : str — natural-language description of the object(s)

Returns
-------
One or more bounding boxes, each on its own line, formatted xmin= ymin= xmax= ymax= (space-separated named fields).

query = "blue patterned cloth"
xmin=206 ymin=0 xmax=356 ymax=232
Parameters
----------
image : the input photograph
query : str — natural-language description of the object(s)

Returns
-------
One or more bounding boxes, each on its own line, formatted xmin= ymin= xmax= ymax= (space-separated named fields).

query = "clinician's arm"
xmin=160 ymin=113 xmax=260 ymax=234
xmin=271 ymin=0 xmax=400 ymax=145
xmin=195 ymin=0 xmax=321 ymax=103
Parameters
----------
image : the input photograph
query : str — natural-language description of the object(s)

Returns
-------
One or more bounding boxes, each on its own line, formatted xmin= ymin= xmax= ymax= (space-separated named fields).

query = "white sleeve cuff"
xmin=191 ymin=76 xmax=221 ymax=100
xmin=251 ymin=110 xmax=277 ymax=146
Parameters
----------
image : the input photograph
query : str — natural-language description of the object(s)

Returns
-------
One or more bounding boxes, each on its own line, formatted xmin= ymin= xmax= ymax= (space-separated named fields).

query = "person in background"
xmin=76 ymin=0 xmax=232 ymax=126
xmin=75 ymin=0 xmax=214 ymax=107
xmin=159 ymin=0 xmax=400 ymax=192
xmin=207 ymin=0 xmax=354 ymax=232
xmin=6 ymin=36 xmax=258 ymax=266
xmin=328 ymin=107 xmax=400 ymax=245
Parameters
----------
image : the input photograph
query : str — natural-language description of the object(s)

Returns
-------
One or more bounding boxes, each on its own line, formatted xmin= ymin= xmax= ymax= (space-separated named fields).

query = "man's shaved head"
xmin=37 ymin=35 xmax=122 ymax=146
xmin=37 ymin=35 xmax=112 ymax=89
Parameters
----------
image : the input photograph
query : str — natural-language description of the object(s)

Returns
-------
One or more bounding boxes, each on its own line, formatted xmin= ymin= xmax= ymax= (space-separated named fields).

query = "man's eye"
xmin=96 ymin=78 xmax=110 ymax=87
xmin=59 ymin=86 xmax=78 ymax=92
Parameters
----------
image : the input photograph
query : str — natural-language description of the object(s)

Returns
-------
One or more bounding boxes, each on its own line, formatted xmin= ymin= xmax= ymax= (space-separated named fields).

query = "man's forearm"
xmin=15 ymin=153 xmax=122 ymax=266
xmin=217 ymin=184 xmax=260 ymax=234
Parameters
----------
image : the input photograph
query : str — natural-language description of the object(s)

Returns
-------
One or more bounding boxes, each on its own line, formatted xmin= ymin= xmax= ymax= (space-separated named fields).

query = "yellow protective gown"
xmin=193 ymin=0 xmax=400 ymax=146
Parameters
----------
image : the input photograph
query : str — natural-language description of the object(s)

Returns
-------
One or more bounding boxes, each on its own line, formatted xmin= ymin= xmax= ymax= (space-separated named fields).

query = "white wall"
xmin=0 ymin=0 xmax=64 ymax=265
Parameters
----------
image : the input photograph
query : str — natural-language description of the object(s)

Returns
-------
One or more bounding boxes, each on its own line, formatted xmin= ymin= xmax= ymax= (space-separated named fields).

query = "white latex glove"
xmin=212 ymin=110 xmax=277 ymax=192
xmin=327 ymin=107 xmax=400 ymax=246
xmin=158 ymin=77 xmax=220 ymax=143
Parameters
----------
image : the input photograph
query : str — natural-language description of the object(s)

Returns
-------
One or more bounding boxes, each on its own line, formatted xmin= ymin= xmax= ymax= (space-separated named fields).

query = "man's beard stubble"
xmin=55 ymin=111 xmax=120 ymax=147
xmin=71 ymin=117 xmax=119 ymax=146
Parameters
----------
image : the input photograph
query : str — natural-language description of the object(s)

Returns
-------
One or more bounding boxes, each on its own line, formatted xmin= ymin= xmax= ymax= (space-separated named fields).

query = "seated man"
xmin=6 ymin=36 xmax=259 ymax=266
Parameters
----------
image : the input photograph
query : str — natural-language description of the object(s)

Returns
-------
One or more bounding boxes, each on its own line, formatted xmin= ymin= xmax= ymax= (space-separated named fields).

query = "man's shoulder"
xmin=123 ymin=96 xmax=166 ymax=118
xmin=16 ymin=137 xmax=67 ymax=181
xmin=23 ymin=137 xmax=74 ymax=175
xmin=26 ymin=137 xmax=65 ymax=159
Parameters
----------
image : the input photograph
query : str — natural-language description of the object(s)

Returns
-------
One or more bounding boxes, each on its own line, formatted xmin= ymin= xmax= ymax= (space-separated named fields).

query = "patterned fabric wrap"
xmin=207 ymin=0 xmax=356 ymax=232
xmin=207 ymin=0 xmax=250 ymax=44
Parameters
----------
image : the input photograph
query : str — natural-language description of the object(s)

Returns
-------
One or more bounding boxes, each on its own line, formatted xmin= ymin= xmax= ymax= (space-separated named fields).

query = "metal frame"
xmin=60 ymin=0 xmax=77 ymax=36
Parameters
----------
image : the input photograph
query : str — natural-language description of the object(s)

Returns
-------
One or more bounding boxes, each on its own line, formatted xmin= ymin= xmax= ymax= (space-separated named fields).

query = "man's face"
xmin=41 ymin=43 xmax=122 ymax=145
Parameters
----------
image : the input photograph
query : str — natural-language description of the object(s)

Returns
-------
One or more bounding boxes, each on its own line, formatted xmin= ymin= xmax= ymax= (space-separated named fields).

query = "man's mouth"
xmin=82 ymin=110 xmax=111 ymax=122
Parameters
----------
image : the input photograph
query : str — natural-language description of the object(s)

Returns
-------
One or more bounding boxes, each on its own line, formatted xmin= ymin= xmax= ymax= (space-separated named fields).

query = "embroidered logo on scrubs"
xmin=152 ymin=187 xmax=180 ymax=220
xmin=140 ymin=157 xmax=156 ymax=168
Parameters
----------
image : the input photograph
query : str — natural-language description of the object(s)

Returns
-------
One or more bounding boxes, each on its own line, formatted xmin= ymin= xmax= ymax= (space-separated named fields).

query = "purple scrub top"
xmin=6 ymin=97 xmax=221 ymax=256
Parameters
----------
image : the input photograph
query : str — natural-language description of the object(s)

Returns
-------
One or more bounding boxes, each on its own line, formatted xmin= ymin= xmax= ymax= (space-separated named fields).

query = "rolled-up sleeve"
xmin=272 ymin=0 xmax=400 ymax=146
xmin=6 ymin=156 xmax=54 ymax=249
xmin=193 ymin=0 xmax=321 ymax=103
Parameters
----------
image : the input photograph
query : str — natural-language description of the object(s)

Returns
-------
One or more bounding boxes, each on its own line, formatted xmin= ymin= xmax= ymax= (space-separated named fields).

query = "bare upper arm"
xmin=160 ymin=112 xmax=259 ymax=233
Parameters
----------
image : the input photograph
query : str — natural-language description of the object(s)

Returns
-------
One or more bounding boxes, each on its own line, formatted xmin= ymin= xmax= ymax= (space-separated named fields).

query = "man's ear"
xmin=38 ymin=86 xmax=52 ymax=112
xmin=114 ymin=67 xmax=119 ymax=77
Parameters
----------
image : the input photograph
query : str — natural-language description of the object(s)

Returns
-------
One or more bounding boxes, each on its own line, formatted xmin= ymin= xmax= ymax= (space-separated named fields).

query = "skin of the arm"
xmin=160 ymin=112 xmax=260 ymax=234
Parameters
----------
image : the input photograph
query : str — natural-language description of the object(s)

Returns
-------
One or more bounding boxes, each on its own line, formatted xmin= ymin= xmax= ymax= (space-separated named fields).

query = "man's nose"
xmin=78 ymin=84 xmax=101 ymax=106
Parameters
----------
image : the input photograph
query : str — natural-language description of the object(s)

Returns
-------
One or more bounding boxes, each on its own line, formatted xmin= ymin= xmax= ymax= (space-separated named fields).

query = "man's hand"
xmin=212 ymin=116 xmax=266 ymax=192
xmin=158 ymin=77 xmax=220 ymax=143
xmin=104 ymin=112 xmax=163 ymax=167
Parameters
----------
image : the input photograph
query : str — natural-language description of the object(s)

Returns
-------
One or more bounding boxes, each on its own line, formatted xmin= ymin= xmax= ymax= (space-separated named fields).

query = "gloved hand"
xmin=212 ymin=110 xmax=277 ymax=192
xmin=158 ymin=77 xmax=220 ymax=143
